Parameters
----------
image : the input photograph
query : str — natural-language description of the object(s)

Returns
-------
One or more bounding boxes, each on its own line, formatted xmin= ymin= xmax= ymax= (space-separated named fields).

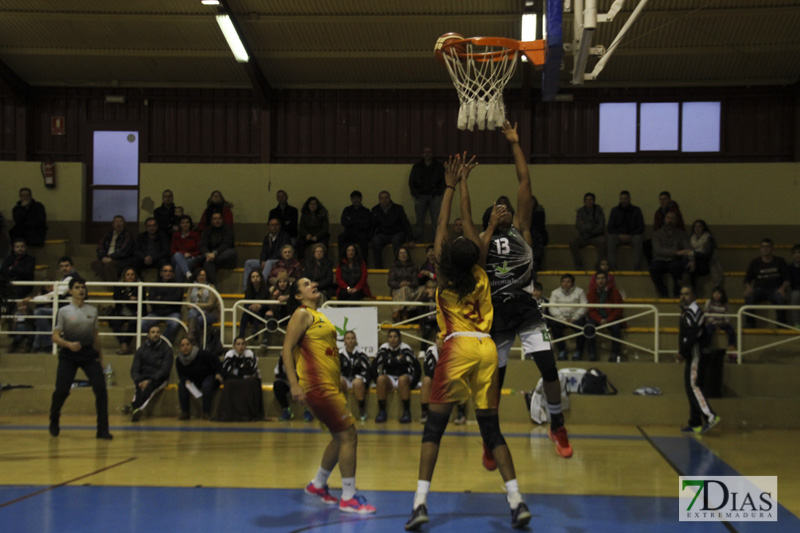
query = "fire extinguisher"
xmin=41 ymin=159 xmax=56 ymax=188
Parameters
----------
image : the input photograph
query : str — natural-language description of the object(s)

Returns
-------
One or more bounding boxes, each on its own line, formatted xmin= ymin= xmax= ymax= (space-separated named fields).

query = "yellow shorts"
xmin=303 ymin=382 xmax=354 ymax=434
xmin=430 ymin=335 xmax=498 ymax=410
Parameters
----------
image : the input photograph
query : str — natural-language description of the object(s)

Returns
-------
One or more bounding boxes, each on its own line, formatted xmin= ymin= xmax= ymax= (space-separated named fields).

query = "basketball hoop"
xmin=435 ymin=34 xmax=545 ymax=131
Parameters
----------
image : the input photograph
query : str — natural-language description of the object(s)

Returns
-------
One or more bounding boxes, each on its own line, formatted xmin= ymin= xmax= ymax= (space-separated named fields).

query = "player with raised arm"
xmin=481 ymin=121 xmax=572 ymax=459
xmin=406 ymin=154 xmax=531 ymax=531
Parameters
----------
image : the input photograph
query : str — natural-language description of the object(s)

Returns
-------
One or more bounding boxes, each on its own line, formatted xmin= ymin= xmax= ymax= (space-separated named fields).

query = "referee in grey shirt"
xmin=49 ymin=276 xmax=112 ymax=440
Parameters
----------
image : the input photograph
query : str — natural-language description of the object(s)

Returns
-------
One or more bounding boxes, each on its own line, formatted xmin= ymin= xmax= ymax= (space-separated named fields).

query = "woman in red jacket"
xmin=336 ymin=244 xmax=371 ymax=301
xmin=171 ymin=215 xmax=201 ymax=281
xmin=197 ymin=190 xmax=234 ymax=231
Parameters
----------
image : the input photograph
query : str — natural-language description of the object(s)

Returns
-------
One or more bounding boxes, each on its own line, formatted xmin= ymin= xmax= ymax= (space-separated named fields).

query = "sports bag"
xmin=579 ymin=368 xmax=618 ymax=395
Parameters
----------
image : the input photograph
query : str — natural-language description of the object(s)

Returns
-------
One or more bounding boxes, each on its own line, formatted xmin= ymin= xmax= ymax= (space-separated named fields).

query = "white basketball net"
xmin=441 ymin=42 xmax=519 ymax=131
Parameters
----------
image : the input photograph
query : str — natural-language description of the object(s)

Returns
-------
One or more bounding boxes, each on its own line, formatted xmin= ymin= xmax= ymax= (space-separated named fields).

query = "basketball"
xmin=434 ymin=32 xmax=466 ymax=65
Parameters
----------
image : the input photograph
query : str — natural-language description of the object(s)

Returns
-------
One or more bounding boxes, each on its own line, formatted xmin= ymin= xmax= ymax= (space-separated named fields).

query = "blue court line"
xmin=649 ymin=434 xmax=799 ymax=532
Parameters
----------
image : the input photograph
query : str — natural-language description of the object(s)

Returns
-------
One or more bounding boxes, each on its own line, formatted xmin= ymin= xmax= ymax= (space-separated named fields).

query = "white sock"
xmin=547 ymin=402 xmax=562 ymax=416
xmin=413 ymin=480 xmax=431 ymax=509
xmin=341 ymin=477 xmax=356 ymax=501
xmin=311 ymin=467 xmax=332 ymax=489
xmin=505 ymin=479 xmax=523 ymax=508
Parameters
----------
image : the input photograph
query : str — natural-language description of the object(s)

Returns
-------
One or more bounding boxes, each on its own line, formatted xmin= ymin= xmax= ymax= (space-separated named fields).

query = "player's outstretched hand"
xmin=501 ymin=120 xmax=519 ymax=144
xmin=444 ymin=153 xmax=462 ymax=188
xmin=459 ymin=152 xmax=478 ymax=181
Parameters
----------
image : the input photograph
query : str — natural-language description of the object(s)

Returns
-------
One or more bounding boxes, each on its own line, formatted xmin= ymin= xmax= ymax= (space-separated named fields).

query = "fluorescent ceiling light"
xmin=521 ymin=14 xmax=546 ymax=62
xmin=201 ymin=1 xmax=220 ymax=5
xmin=216 ymin=14 xmax=249 ymax=63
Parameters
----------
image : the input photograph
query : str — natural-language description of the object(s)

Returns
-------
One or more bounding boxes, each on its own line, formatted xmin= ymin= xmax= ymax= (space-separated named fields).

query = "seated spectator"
xmin=409 ymin=146 xmax=445 ymax=242
xmin=153 ymin=189 xmax=179 ymax=239
xmin=242 ymin=218 xmax=291 ymax=291
xmin=128 ymin=325 xmax=173 ymax=422
xmin=239 ymin=271 xmax=269 ymax=343
xmin=569 ymin=192 xmax=606 ymax=271
xmin=111 ymin=267 xmax=139 ymax=355
xmin=10 ymin=187 xmax=47 ymax=248
xmin=268 ymin=190 xmax=299 ymax=240
xmin=267 ymin=244 xmax=304 ymax=282
xmin=28 ymin=256 xmax=78 ymax=353
xmin=791 ymin=245 xmax=800 ymax=328
xmin=141 ymin=264 xmax=184 ymax=343
xmin=689 ymin=219 xmax=724 ymax=288
xmin=388 ymin=246 xmax=419 ymax=321
xmin=339 ymin=330 xmax=371 ymax=421
xmin=91 ymin=215 xmax=134 ymax=281
xmin=297 ymin=196 xmax=329 ymax=260
xmin=199 ymin=212 xmax=237 ymax=284
xmin=338 ymin=190 xmax=372 ymax=261
xmin=267 ymin=270 xmax=294 ymax=322
xmin=589 ymin=258 xmax=617 ymax=294
xmin=197 ymin=190 xmax=233 ymax=232
xmin=704 ymin=286 xmax=737 ymax=361
xmin=417 ymin=245 xmax=437 ymax=285
xmin=549 ymin=273 xmax=587 ymax=361
xmin=171 ymin=215 xmax=201 ymax=282
xmin=371 ymin=191 xmax=414 ymax=268
xmin=216 ymin=337 xmax=264 ymax=422
xmin=743 ymin=238 xmax=790 ymax=328
xmin=586 ymin=271 xmax=624 ymax=362
xmin=532 ymin=281 xmax=551 ymax=327
xmin=272 ymin=356 xmax=313 ymax=422
xmin=131 ymin=217 xmax=171 ymax=276
xmin=419 ymin=339 xmax=467 ymax=425
xmin=336 ymin=244 xmax=371 ymax=301
xmin=414 ymin=280 xmax=438 ymax=341
xmin=186 ymin=268 xmax=218 ymax=347
xmin=175 ymin=337 xmax=223 ymax=421
xmin=450 ymin=217 xmax=464 ymax=240
xmin=649 ymin=212 xmax=693 ymax=298
xmin=2 ymin=239 xmax=36 ymax=353
xmin=606 ymin=190 xmax=644 ymax=270
xmin=305 ymin=243 xmax=335 ymax=301
xmin=0 ymin=209 xmax=9 ymax=259
xmin=644 ymin=191 xmax=686 ymax=265
xmin=370 ymin=329 xmax=420 ymax=424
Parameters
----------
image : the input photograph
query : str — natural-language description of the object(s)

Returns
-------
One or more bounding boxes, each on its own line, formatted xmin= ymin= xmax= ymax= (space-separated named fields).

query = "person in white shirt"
xmin=548 ymin=274 xmax=588 ymax=361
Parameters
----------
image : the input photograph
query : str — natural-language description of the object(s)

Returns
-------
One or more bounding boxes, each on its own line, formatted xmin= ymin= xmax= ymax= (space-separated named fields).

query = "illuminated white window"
xmin=640 ymin=103 xmax=679 ymax=151
xmin=682 ymin=102 xmax=721 ymax=152
xmin=599 ymin=103 xmax=637 ymax=153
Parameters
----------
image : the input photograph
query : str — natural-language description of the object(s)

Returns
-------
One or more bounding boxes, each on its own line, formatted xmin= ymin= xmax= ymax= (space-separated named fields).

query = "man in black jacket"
xmin=338 ymin=190 xmax=372 ymax=260
xmin=268 ymin=190 xmax=299 ymax=239
xmin=242 ymin=218 xmax=291 ymax=291
xmin=199 ymin=212 xmax=236 ymax=283
xmin=153 ymin=189 xmax=178 ymax=239
xmin=371 ymin=191 xmax=414 ymax=268
xmin=129 ymin=325 xmax=174 ymax=421
xmin=131 ymin=217 xmax=171 ymax=275
xmin=607 ymin=190 xmax=645 ymax=270
xmin=2 ymin=239 xmax=36 ymax=352
xmin=10 ymin=188 xmax=47 ymax=247
xmin=141 ymin=265 xmax=184 ymax=343
xmin=678 ymin=285 xmax=720 ymax=434
xmin=409 ymin=147 xmax=445 ymax=242
xmin=92 ymin=215 xmax=135 ymax=281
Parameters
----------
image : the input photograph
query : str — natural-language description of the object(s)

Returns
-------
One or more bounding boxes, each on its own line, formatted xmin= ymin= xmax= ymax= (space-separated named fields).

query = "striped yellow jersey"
xmin=436 ymin=265 xmax=494 ymax=336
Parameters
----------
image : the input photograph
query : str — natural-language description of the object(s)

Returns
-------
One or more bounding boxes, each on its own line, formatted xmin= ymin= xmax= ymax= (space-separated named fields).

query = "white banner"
xmin=679 ymin=476 xmax=778 ymax=522
xmin=319 ymin=307 xmax=379 ymax=357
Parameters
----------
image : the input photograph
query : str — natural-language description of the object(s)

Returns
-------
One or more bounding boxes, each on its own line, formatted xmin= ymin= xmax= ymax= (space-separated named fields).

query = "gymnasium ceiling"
xmin=1 ymin=0 xmax=799 ymax=98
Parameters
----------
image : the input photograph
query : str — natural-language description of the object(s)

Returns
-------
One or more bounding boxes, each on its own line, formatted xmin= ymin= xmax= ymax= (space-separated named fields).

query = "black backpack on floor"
xmin=580 ymin=368 xmax=618 ymax=395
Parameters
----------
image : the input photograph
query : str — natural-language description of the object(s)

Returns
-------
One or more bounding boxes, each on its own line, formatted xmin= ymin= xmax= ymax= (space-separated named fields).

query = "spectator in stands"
xmin=128 ymin=325 xmax=173 ymax=422
xmin=653 ymin=190 xmax=685 ymax=232
xmin=589 ymin=258 xmax=617 ymax=293
xmin=92 ymin=215 xmax=134 ymax=281
xmin=268 ymin=190 xmax=298 ymax=239
xmin=267 ymin=270 xmax=294 ymax=322
xmin=10 ymin=187 xmax=47 ymax=248
xmin=689 ymin=219 xmax=724 ymax=288
xmin=417 ymin=245 xmax=437 ymax=285
xmin=154 ymin=189 xmax=178 ymax=239
xmin=141 ymin=264 xmax=184 ymax=343
xmin=242 ymin=218 xmax=291 ymax=291
xmin=2 ymin=239 xmax=36 ymax=353
xmin=549 ymin=273 xmax=587 ymax=361
xmin=131 ymin=217 xmax=171 ymax=276
xmin=199 ymin=212 xmax=237 ymax=284
xmin=217 ymin=337 xmax=264 ymax=421
xmin=267 ymin=244 xmax=304 ymax=282
xmin=171 ymin=215 xmax=201 ymax=282
xmin=111 ymin=267 xmax=139 ymax=355
xmin=704 ymin=286 xmax=737 ymax=361
xmin=336 ymin=244 xmax=370 ymax=301
xmin=530 ymin=195 xmax=548 ymax=267
xmin=607 ymin=190 xmax=644 ymax=270
xmin=238 ymin=270 xmax=269 ymax=343
xmin=650 ymin=212 xmax=693 ymax=298
xmin=569 ymin=192 xmax=606 ymax=271
xmin=0 ymin=209 xmax=9 ymax=260
xmin=414 ymin=280 xmax=438 ymax=341
xmin=532 ymin=281 xmax=551 ymax=326
xmin=297 ymin=196 xmax=329 ymax=260
xmin=371 ymin=191 xmax=414 ymax=268
xmin=450 ymin=217 xmax=464 ymax=240
xmin=339 ymin=330 xmax=371 ymax=421
xmin=28 ymin=256 xmax=77 ymax=353
xmin=370 ymin=329 xmax=420 ymax=424
xmin=305 ymin=243 xmax=335 ymax=301
xmin=338 ymin=190 xmax=372 ymax=261
xmin=586 ymin=271 xmax=624 ymax=362
xmin=409 ymin=146 xmax=445 ymax=241
xmin=186 ymin=268 xmax=218 ymax=346
xmin=197 ymin=190 xmax=233 ymax=232
xmin=743 ymin=238 xmax=790 ymax=328
xmin=388 ymin=246 xmax=419 ymax=322
xmin=791 ymin=245 xmax=800 ymax=328
xmin=176 ymin=337 xmax=223 ymax=420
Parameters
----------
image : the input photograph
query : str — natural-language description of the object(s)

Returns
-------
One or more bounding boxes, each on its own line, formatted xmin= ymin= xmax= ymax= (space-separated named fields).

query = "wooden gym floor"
xmin=0 ymin=414 xmax=797 ymax=532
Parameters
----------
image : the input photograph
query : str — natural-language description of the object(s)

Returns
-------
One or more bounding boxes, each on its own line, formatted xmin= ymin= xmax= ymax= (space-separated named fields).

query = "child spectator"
xmin=704 ymin=286 xmax=737 ymax=362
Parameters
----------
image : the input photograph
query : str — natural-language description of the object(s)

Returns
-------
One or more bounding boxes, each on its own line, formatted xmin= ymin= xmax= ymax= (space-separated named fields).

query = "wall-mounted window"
xmin=599 ymin=101 xmax=720 ymax=153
